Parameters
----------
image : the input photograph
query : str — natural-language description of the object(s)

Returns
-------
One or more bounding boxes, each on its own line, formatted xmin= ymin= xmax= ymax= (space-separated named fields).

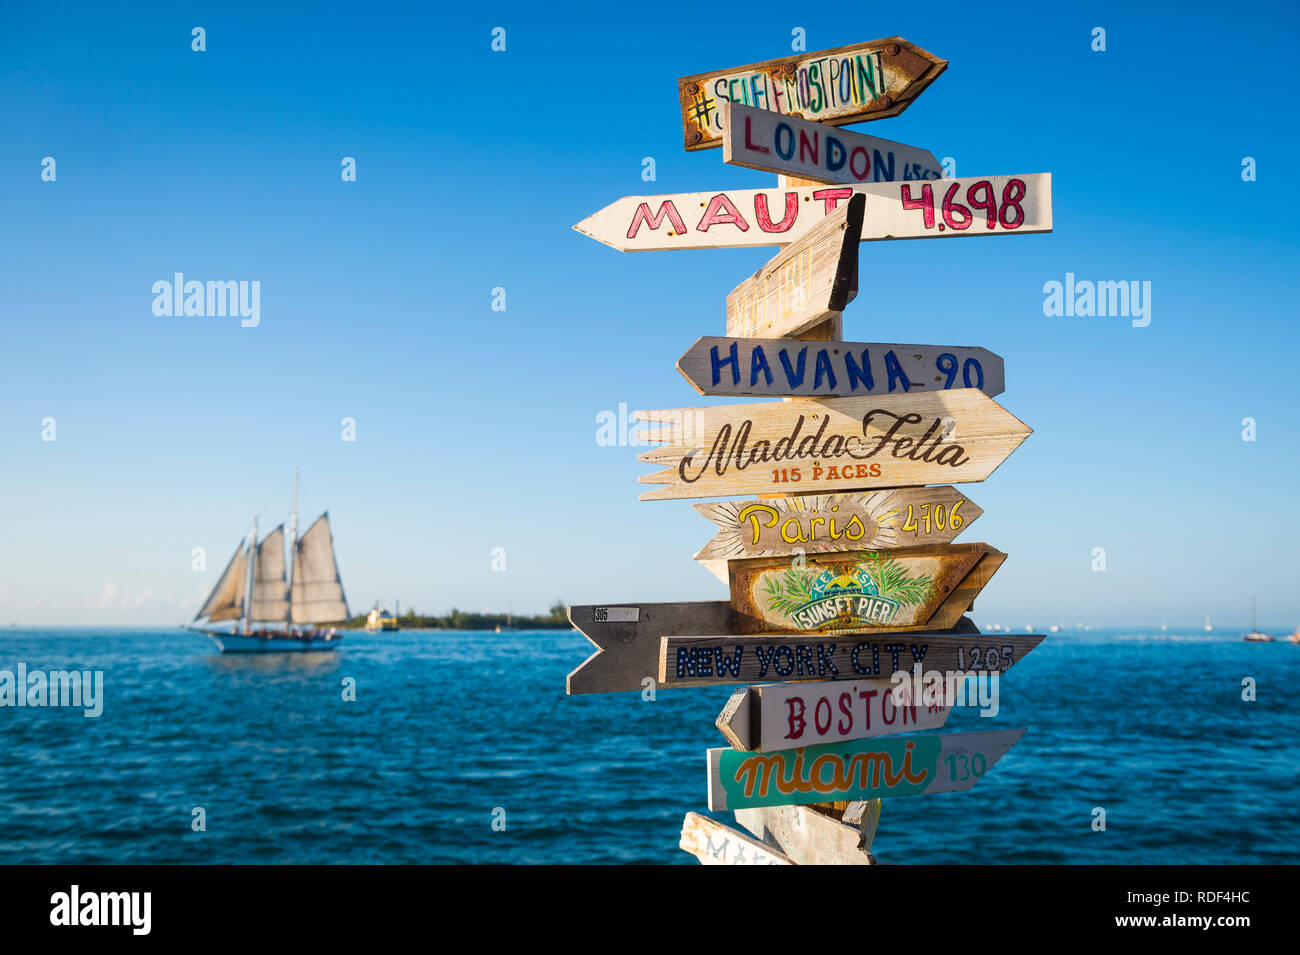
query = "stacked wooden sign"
xmin=568 ymin=36 xmax=1051 ymax=865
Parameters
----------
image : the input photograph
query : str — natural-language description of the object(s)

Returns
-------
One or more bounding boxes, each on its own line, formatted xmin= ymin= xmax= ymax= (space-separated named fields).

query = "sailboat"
xmin=1243 ymin=596 xmax=1272 ymax=642
xmin=188 ymin=471 xmax=349 ymax=652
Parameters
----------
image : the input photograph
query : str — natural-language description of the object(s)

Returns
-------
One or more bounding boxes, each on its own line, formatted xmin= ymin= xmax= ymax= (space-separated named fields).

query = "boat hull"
xmin=191 ymin=629 xmax=344 ymax=653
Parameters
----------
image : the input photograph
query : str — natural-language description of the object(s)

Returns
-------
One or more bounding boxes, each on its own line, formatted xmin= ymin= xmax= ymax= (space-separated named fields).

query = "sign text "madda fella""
xmin=679 ymin=409 xmax=966 ymax=483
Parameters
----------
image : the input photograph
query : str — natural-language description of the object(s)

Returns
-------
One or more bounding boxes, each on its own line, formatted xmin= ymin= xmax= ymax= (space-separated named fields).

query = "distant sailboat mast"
xmin=242 ymin=517 xmax=258 ymax=635
xmin=285 ymin=468 xmax=299 ymax=634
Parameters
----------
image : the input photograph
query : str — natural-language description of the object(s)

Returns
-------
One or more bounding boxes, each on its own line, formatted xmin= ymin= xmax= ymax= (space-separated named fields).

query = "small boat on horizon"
xmin=365 ymin=603 xmax=400 ymax=632
xmin=1243 ymin=596 xmax=1272 ymax=643
xmin=188 ymin=471 xmax=350 ymax=653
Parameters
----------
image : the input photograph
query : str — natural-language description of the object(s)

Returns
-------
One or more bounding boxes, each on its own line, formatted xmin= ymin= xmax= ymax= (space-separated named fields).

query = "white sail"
xmin=290 ymin=513 xmax=350 ymax=624
xmin=250 ymin=525 xmax=289 ymax=622
xmin=195 ymin=541 xmax=249 ymax=623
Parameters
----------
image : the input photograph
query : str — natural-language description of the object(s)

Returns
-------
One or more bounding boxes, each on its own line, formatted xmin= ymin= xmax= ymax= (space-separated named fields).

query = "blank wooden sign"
xmin=733 ymin=804 xmax=877 ymax=865
xmin=724 ymin=193 xmax=863 ymax=339
xmin=565 ymin=600 xmax=733 ymax=695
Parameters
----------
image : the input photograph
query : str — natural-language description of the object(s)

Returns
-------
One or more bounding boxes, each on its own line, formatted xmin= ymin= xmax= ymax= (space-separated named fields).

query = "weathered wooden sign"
xmin=572 ymin=174 xmax=1053 ymax=252
xmin=722 ymin=100 xmax=943 ymax=184
xmin=708 ymin=729 xmax=1025 ymax=811
xmin=725 ymin=194 xmax=863 ymax=339
xmin=717 ymin=677 xmax=950 ymax=752
xmin=636 ymin=390 xmax=1032 ymax=502
xmin=678 ymin=338 xmax=1005 ymax=399
xmin=693 ymin=488 xmax=983 ymax=563
xmin=565 ymin=601 xmax=733 ymax=695
xmin=733 ymin=804 xmax=876 ymax=865
xmin=679 ymin=811 xmax=793 ymax=865
xmin=677 ymin=37 xmax=948 ymax=151
xmin=659 ymin=625 xmax=1045 ymax=689
xmin=730 ymin=543 xmax=1004 ymax=635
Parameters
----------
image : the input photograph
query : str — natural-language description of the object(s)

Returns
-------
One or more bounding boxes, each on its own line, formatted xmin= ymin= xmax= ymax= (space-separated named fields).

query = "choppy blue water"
xmin=0 ymin=627 xmax=1296 ymax=864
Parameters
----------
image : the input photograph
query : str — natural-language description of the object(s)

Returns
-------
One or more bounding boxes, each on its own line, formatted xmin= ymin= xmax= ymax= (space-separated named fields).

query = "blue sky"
xmin=1 ymin=1 xmax=1297 ymax=629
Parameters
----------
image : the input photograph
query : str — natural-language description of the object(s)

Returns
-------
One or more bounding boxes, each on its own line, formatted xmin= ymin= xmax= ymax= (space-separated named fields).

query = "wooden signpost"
xmin=707 ymin=729 xmax=1025 ymax=811
xmin=678 ymin=338 xmax=1005 ymax=399
xmin=636 ymin=390 xmax=1032 ymax=502
xmin=572 ymin=173 xmax=1053 ymax=252
xmin=679 ymin=811 xmax=793 ymax=865
xmin=677 ymin=37 xmax=948 ymax=151
xmin=567 ymin=34 xmax=1053 ymax=864
xmin=693 ymin=488 xmax=983 ymax=562
xmin=729 ymin=543 xmax=1005 ymax=635
xmin=660 ymin=628 xmax=1043 ymax=689
xmin=717 ymin=677 xmax=950 ymax=752
xmin=722 ymin=101 xmax=943 ymax=184
xmin=725 ymin=194 xmax=864 ymax=339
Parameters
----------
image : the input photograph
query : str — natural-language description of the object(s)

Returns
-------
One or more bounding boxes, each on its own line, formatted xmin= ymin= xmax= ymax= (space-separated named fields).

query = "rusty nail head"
xmin=885 ymin=43 xmax=900 ymax=56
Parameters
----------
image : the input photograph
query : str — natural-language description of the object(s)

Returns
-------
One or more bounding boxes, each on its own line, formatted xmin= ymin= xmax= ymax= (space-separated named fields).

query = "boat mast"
xmin=286 ymin=468 xmax=299 ymax=633
xmin=242 ymin=517 xmax=258 ymax=634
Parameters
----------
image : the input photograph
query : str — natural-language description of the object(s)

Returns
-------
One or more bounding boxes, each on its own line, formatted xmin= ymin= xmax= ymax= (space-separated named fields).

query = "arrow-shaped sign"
xmin=733 ymin=804 xmax=878 ymax=865
xmin=693 ymin=488 xmax=984 ymax=563
xmin=722 ymin=100 xmax=943 ymax=184
xmin=659 ymin=624 xmax=1045 ymax=689
xmin=679 ymin=811 xmax=793 ymax=864
xmin=707 ymin=728 xmax=1025 ymax=811
xmin=725 ymin=194 xmax=863 ymax=339
xmin=573 ymin=174 xmax=1052 ymax=252
xmin=717 ymin=677 xmax=951 ymax=752
xmin=565 ymin=601 xmax=734 ymax=695
xmin=636 ymin=390 xmax=1032 ymax=502
xmin=734 ymin=804 xmax=877 ymax=864
xmin=568 ymin=594 xmax=1032 ymax=693
xmin=678 ymin=338 xmax=1005 ymax=399
xmin=677 ymin=37 xmax=948 ymax=151
xmin=729 ymin=543 xmax=1005 ymax=635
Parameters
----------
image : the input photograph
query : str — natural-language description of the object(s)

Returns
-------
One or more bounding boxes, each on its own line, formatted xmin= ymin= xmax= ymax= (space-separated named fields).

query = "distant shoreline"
xmin=342 ymin=608 xmax=570 ymax=631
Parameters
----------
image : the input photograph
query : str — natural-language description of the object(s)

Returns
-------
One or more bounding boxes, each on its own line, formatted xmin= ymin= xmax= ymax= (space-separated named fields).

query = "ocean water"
xmin=0 ymin=627 xmax=1296 ymax=864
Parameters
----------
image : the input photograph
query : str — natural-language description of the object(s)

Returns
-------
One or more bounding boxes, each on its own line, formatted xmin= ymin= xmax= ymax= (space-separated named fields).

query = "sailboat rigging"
xmin=188 ymin=470 xmax=349 ymax=652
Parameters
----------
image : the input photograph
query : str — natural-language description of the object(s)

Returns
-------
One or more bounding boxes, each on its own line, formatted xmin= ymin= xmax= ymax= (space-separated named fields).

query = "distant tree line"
xmin=343 ymin=601 xmax=571 ymax=631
